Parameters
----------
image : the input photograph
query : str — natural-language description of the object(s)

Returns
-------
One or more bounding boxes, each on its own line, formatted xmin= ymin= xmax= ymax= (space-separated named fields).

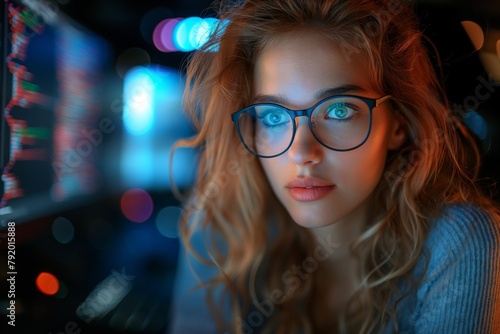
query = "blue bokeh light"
xmin=123 ymin=67 xmax=155 ymax=136
xmin=52 ymin=217 xmax=75 ymax=244
xmin=170 ymin=17 xmax=223 ymax=52
xmin=173 ymin=17 xmax=204 ymax=52
xmin=464 ymin=110 xmax=488 ymax=140
xmin=190 ymin=17 xmax=220 ymax=50
xmin=155 ymin=206 xmax=182 ymax=238
xmin=120 ymin=65 xmax=197 ymax=190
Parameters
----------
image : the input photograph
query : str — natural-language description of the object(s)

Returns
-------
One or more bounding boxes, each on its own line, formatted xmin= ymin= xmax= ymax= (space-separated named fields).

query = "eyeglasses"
xmin=231 ymin=94 xmax=391 ymax=158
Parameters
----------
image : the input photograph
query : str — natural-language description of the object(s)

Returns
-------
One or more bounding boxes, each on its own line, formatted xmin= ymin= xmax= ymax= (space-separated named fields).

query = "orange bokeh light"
xmin=36 ymin=272 xmax=60 ymax=296
xmin=461 ymin=21 xmax=484 ymax=51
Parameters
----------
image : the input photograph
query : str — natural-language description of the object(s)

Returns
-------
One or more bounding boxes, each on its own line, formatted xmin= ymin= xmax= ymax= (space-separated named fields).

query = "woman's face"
xmin=254 ymin=31 xmax=405 ymax=229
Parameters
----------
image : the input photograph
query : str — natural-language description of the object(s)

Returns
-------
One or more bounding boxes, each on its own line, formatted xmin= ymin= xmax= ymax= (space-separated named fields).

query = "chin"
xmin=289 ymin=211 xmax=335 ymax=229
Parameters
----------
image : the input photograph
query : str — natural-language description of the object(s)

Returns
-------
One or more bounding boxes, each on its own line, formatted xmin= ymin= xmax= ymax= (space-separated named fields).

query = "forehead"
xmin=253 ymin=31 xmax=378 ymax=107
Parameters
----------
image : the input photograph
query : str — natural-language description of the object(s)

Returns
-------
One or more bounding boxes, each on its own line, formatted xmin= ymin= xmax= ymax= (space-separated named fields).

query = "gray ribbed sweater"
xmin=168 ymin=204 xmax=500 ymax=333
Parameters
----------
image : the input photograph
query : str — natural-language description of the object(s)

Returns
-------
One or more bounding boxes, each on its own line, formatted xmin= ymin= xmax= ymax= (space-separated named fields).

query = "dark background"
xmin=1 ymin=0 xmax=499 ymax=333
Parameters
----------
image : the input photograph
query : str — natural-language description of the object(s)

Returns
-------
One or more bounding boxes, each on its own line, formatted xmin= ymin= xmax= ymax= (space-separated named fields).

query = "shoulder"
xmin=418 ymin=203 xmax=500 ymax=282
xmin=424 ymin=203 xmax=500 ymax=261
xmin=430 ymin=203 xmax=498 ymax=234
xmin=394 ymin=204 xmax=500 ymax=333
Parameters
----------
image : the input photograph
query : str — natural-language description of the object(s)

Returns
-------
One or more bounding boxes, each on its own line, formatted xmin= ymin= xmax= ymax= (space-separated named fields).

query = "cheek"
xmin=335 ymin=143 xmax=388 ymax=188
xmin=348 ymin=158 xmax=384 ymax=183
xmin=259 ymin=158 xmax=286 ymax=190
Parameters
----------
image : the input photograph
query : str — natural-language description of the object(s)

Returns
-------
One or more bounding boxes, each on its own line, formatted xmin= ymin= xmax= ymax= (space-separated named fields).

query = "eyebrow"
xmin=252 ymin=84 xmax=367 ymax=105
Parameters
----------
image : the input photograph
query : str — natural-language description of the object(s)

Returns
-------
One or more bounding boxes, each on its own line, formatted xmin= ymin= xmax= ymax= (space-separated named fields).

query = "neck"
xmin=309 ymin=209 xmax=372 ymax=320
xmin=311 ymin=219 xmax=362 ymax=261
xmin=310 ymin=195 xmax=378 ymax=276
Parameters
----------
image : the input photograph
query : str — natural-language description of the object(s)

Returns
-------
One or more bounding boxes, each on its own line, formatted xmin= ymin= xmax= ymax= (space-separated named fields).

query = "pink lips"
xmin=285 ymin=177 xmax=335 ymax=202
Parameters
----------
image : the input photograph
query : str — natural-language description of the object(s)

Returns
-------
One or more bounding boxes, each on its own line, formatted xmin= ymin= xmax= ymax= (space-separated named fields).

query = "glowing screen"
xmin=0 ymin=0 xmax=112 ymax=225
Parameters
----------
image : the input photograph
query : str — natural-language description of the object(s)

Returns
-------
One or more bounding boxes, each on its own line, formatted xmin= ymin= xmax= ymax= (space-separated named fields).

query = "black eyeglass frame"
xmin=231 ymin=94 xmax=392 ymax=158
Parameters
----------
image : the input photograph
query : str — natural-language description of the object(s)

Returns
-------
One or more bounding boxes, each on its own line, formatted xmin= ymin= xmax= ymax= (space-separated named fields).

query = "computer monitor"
xmin=0 ymin=0 xmax=114 ymax=227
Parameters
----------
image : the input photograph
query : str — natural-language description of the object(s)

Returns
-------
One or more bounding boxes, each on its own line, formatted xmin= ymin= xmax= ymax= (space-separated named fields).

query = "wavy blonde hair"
xmin=171 ymin=0 xmax=499 ymax=332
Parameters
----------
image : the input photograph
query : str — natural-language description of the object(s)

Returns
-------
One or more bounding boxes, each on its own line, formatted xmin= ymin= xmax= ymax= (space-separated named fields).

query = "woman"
xmin=168 ymin=0 xmax=500 ymax=333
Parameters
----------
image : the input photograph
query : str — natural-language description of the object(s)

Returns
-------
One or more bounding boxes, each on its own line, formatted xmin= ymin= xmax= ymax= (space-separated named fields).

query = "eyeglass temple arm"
xmin=375 ymin=95 xmax=392 ymax=107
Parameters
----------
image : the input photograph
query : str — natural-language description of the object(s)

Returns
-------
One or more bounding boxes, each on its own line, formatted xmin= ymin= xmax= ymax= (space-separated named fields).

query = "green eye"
xmin=257 ymin=108 xmax=290 ymax=128
xmin=268 ymin=112 xmax=284 ymax=124
xmin=326 ymin=103 xmax=350 ymax=119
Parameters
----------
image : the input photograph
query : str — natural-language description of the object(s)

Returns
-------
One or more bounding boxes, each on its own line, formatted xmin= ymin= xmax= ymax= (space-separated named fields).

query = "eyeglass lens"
xmin=235 ymin=96 xmax=371 ymax=157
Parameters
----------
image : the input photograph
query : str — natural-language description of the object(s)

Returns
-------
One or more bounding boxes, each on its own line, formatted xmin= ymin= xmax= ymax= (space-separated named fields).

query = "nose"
xmin=287 ymin=116 xmax=323 ymax=166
